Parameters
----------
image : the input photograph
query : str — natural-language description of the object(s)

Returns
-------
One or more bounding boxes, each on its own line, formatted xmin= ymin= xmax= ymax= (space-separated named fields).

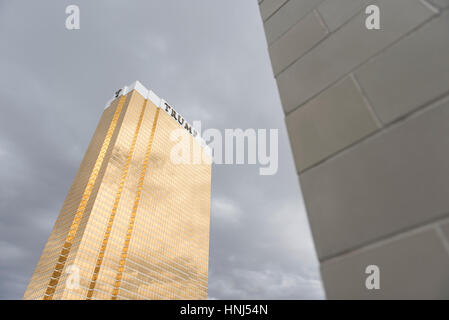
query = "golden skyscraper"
xmin=24 ymin=81 xmax=212 ymax=300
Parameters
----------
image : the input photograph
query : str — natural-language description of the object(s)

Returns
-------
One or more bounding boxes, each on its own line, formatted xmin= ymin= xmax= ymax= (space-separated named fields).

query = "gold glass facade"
xmin=23 ymin=87 xmax=211 ymax=300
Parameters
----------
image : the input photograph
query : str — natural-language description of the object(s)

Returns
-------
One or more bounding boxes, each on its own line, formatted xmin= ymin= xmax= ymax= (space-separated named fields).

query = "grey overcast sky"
xmin=0 ymin=0 xmax=324 ymax=299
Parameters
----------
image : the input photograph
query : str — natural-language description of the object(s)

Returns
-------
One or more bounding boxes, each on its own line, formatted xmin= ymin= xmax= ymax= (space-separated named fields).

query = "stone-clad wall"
xmin=258 ymin=0 xmax=449 ymax=298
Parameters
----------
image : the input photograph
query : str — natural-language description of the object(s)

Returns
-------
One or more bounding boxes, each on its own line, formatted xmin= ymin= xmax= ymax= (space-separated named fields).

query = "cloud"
xmin=209 ymin=267 xmax=323 ymax=300
xmin=0 ymin=241 xmax=27 ymax=267
xmin=211 ymin=196 xmax=241 ymax=224
xmin=208 ymin=195 xmax=324 ymax=299
xmin=266 ymin=201 xmax=320 ymax=267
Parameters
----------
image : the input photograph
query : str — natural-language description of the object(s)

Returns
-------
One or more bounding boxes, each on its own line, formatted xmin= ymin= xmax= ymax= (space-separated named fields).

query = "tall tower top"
xmin=105 ymin=81 xmax=210 ymax=154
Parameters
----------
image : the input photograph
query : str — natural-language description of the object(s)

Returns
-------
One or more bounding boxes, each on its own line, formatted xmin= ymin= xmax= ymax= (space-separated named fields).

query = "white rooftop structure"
xmin=105 ymin=81 xmax=211 ymax=155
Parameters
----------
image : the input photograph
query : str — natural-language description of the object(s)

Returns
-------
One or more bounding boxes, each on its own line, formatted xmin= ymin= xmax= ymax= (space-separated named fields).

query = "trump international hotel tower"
xmin=23 ymin=81 xmax=212 ymax=300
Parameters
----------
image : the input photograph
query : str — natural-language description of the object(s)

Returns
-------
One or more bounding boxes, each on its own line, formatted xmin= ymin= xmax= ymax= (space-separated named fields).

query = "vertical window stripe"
xmin=111 ymin=108 xmax=160 ymax=299
xmin=43 ymin=95 xmax=126 ymax=300
xmin=86 ymin=98 xmax=148 ymax=299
